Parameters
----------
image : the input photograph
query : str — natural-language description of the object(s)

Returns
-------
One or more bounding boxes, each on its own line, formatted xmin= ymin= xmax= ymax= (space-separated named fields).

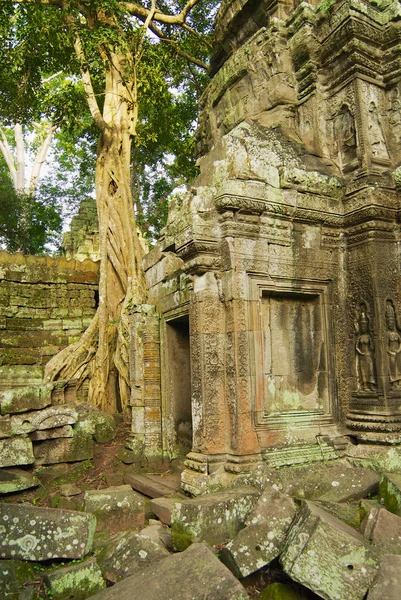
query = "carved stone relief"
xmin=368 ymin=101 xmax=390 ymax=161
xmin=333 ymin=104 xmax=358 ymax=173
xmin=385 ymin=300 xmax=401 ymax=391
xmin=354 ymin=304 xmax=377 ymax=393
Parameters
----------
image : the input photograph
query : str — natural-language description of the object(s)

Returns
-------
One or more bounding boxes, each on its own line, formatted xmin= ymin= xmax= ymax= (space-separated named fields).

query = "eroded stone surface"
xmin=75 ymin=404 xmax=116 ymax=443
xmin=97 ymin=530 xmax=169 ymax=583
xmin=0 ymin=502 xmax=96 ymax=560
xmin=367 ymin=554 xmax=401 ymax=600
xmin=0 ymin=384 xmax=52 ymax=416
xmin=45 ymin=557 xmax=106 ymax=600
xmin=0 ymin=437 xmax=34 ymax=468
xmin=379 ymin=473 xmax=401 ymax=516
xmin=84 ymin=485 xmax=145 ymax=534
xmin=30 ymin=425 xmax=74 ymax=441
xmin=280 ymin=501 xmax=378 ymax=600
xmin=91 ymin=542 xmax=249 ymax=600
xmin=170 ymin=487 xmax=259 ymax=549
xmin=0 ymin=468 xmax=39 ymax=494
xmin=33 ymin=428 xmax=93 ymax=465
xmin=221 ymin=489 xmax=297 ymax=577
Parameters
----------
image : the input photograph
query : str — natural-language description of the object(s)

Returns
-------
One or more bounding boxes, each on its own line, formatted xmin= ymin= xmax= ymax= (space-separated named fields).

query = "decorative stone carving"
xmin=334 ymin=104 xmax=358 ymax=173
xmin=355 ymin=307 xmax=376 ymax=393
xmin=368 ymin=102 xmax=390 ymax=161
xmin=385 ymin=301 xmax=401 ymax=390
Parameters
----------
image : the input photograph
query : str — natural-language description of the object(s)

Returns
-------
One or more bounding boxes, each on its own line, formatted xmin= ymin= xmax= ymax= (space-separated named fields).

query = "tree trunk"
xmin=45 ymin=54 xmax=148 ymax=415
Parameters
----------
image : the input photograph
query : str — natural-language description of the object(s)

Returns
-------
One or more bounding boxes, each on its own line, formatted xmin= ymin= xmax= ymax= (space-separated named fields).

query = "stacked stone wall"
xmin=0 ymin=250 xmax=99 ymax=388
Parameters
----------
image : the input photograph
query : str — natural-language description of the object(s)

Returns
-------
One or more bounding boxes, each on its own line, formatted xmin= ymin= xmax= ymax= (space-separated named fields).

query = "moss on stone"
xmin=171 ymin=523 xmax=194 ymax=552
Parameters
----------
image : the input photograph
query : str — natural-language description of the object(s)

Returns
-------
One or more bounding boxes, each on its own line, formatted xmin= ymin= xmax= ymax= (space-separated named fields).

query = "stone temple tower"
xmin=129 ymin=0 xmax=401 ymax=494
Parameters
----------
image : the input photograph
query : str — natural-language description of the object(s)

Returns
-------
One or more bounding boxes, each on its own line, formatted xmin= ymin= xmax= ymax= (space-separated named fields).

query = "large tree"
xmin=0 ymin=0 xmax=215 ymax=414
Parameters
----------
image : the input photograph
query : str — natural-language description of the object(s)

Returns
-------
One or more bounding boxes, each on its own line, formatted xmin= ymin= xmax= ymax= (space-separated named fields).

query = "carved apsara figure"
xmin=385 ymin=302 xmax=401 ymax=389
xmin=368 ymin=101 xmax=389 ymax=160
xmin=334 ymin=105 xmax=358 ymax=172
xmin=355 ymin=311 xmax=376 ymax=392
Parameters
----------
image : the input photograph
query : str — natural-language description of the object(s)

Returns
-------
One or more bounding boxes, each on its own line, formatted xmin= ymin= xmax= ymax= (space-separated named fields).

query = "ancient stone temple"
xmin=129 ymin=0 xmax=401 ymax=494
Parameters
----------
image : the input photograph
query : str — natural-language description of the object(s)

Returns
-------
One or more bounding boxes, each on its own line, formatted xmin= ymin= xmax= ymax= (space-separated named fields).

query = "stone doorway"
xmin=165 ymin=315 xmax=192 ymax=454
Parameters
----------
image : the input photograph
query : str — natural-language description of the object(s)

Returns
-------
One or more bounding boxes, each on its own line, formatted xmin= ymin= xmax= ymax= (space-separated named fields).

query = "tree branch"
xmin=28 ymin=125 xmax=57 ymax=194
xmin=0 ymin=127 xmax=17 ymax=188
xmin=123 ymin=0 xmax=202 ymax=25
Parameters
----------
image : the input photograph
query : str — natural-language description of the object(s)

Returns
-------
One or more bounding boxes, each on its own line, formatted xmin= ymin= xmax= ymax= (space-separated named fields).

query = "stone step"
xmin=123 ymin=473 xmax=181 ymax=499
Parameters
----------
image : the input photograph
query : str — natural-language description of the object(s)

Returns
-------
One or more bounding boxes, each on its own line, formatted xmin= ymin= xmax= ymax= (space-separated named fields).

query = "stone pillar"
xmin=128 ymin=305 xmax=162 ymax=461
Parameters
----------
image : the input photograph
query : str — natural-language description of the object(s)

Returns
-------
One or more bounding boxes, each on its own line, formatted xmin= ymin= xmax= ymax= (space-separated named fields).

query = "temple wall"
xmin=0 ymin=251 xmax=99 ymax=389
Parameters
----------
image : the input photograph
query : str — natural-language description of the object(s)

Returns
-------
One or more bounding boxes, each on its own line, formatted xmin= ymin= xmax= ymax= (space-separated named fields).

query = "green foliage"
xmin=0 ymin=164 xmax=62 ymax=254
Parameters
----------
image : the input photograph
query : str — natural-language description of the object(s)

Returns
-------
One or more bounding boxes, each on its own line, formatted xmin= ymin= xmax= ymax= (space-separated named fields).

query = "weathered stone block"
xmin=33 ymin=428 xmax=93 ymax=465
xmin=149 ymin=496 xmax=176 ymax=525
xmin=90 ymin=542 xmax=249 ymax=600
xmin=45 ymin=557 xmax=106 ymax=600
xmin=221 ymin=490 xmax=297 ymax=578
xmin=363 ymin=507 xmax=401 ymax=554
xmin=84 ymin=485 xmax=145 ymax=534
xmin=0 ymin=436 xmax=34 ymax=467
xmin=0 ymin=502 xmax=96 ymax=560
xmin=97 ymin=530 xmax=169 ymax=583
xmin=10 ymin=405 xmax=78 ymax=435
xmin=0 ymin=384 xmax=52 ymax=415
xmin=170 ymin=487 xmax=259 ymax=549
xmin=280 ymin=502 xmax=378 ymax=600
xmin=379 ymin=473 xmax=401 ymax=516
xmin=0 ymin=414 xmax=11 ymax=438
xmin=367 ymin=554 xmax=401 ymax=600
xmin=0 ymin=468 xmax=39 ymax=494
xmin=30 ymin=425 xmax=74 ymax=441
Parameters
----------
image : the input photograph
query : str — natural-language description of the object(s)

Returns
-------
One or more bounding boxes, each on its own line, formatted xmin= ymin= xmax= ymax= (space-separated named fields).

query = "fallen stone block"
xmin=75 ymin=403 xmax=116 ymax=443
xmin=367 ymin=554 xmax=401 ymax=600
xmin=362 ymin=507 xmax=401 ymax=554
xmin=171 ymin=487 xmax=259 ymax=550
xmin=315 ymin=500 xmax=367 ymax=529
xmin=33 ymin=428 xmax=93 ymax=465
xmin=149 ymin=497 xmax=177 ymax=525
xmin=0 ymin=468 xmax=40 ymax=494
xmin=91 ymin=542 xmax=249 ymax=600
xmin=97 ymin=529 xmax=169 ymax=583
xmin=139 ymin=523 xmax=173 ymax=550
xmin=0 ymin=384 xmax=52 ymax=415
xmin=0 ymin=559 xmax=36 ymax=599
xmin=84 ymin=485 xmax=145 ymax=534
xmin=124 ymin=472 xmax=180 ymax=498
xmin=379 ymin=473 xmax=401 ymax=516
xmin=276 ymin=463 xmax=379 ymax=502
xmin=30 ymin=425 xmax=74 ymax=441
xmin=221 ymin=489 xmax=297 ymax=578
xmin=10 ymin=405 xmax=78 ymax=435
xmin=0 ymin=436 xmax=34 ymax=467
xmin=280 ymin=501 xmax=378 ymax=600
xmin=0 ymin=502 xmax=96 ymax=561
xmin=44 ymin=556 xmax=106 ymax=600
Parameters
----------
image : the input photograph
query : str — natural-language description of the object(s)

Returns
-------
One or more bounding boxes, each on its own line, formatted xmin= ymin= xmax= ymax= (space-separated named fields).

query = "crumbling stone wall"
xmin=0 ymin=250 xmax=99 ymax=389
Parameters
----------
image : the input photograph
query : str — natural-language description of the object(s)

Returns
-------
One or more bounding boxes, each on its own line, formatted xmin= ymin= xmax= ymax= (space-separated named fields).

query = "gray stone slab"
xmin=171 ymin=487 xmax=259 ymax=548
xmin=280 ymin=501 xmax=379 ymax=600
xmin=0 ymin=384 xmax=52 ymax=415
xmin=0 ymin=502 xmax=96 ymax=561
xmin=10 ymin=405 xmax=78 ymax=435
xmin=0 ymin=437 xmax=34 ymax=467
xmin=124 ymin=472 xmax=180 ymax=498
xmin=84 ymin=485 xmax=145 ymax=535
xmin=45 ymin=557 xmax=106 ymax=600
xmin=367 ymin=554 xmax=401 ymax=600
xmin=91 ymin=542 xmax=249 ymax=600
xmin=98 ymin=529 xmax=169 ymax=583
xmin=363 ymin=507 xmax=401 ymax=554
xmin=221 ymin=489 xmax=297 ymax=578
xmin=149 ymin=497 xmax=176 ymax=525
xmin=0 ymin=468 xmax=40 ymax=494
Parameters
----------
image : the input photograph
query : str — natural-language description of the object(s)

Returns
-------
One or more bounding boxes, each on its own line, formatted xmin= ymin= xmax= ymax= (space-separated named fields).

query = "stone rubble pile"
xmin=2 ymin=460 xmax=401 ymax=599
xmin=0 ymin=383 xmax=116 ymax=494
